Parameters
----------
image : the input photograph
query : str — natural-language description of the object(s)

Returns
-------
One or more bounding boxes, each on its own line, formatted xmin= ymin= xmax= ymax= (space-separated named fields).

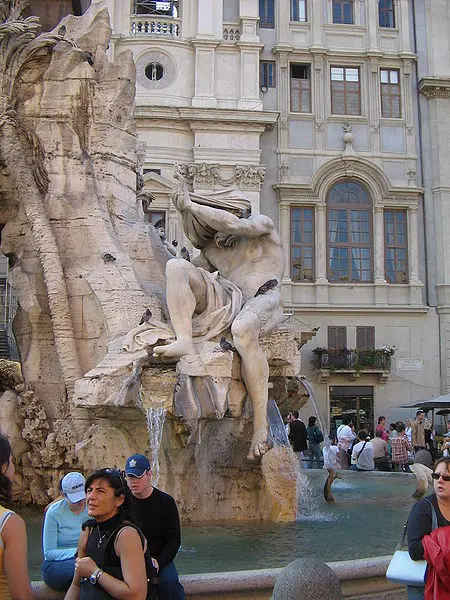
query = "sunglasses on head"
xmin=431 ymin=472 xmax=450 ymax=482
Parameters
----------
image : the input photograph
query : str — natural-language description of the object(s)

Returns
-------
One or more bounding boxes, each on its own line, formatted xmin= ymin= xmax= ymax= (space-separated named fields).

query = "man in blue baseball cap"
xmin=125 ymin=453 xmax=184 ymax=600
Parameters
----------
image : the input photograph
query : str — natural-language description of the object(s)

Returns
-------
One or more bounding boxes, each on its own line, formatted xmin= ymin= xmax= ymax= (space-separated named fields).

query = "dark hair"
xmin=342 ymin=416 xmax=352 ymax=426
xmin=389 ymin=423 xmax=397 ymax=430
xmin=375 ymin=429 xmax=383 ymax=438
xmin=308 ymin=416 xmax=316 ymax=427
xmin=292 ymin=410 xmax=299 ymax=419
xmin=416 ymin=410 xmax=424 ymax=417
xmin=433 ymin=457 xmax=450 ymax=474
xmin=378 ymin=416 xmax=385 ymax=424
xmin=85 ymin=468 xmax=136 ymax=524
xmin=0 ymin=434 xmax=12 ymax=504
xmin=396 ymin=421 xmax=406 ymax=433
xmin=358 ymin=429 xmax=368 ymax=441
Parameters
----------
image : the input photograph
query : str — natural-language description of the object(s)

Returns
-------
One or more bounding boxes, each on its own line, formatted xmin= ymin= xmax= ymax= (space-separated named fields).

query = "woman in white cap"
xmin=41 ymin=472 xmax=89 ymax=591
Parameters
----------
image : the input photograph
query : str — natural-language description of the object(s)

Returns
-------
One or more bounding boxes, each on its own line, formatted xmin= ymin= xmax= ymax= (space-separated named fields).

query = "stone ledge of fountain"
xmin=31 ymin=556 xmax=406 ymax=600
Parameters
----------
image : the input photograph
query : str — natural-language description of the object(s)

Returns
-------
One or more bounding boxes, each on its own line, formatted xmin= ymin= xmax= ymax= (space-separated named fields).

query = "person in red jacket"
xmin=407 ymin=457 xmax=450 ymax=600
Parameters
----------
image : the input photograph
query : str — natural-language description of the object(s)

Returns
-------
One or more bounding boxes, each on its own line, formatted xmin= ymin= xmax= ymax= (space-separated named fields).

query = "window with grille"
xmin=384 ymin=209 xmax=408 ymax=284
xmin=332 ymin=0 xmax=353 ymax=24
xmin=356 ymin=326 xmax=375 ymax=349
xmin=291 ymin=0 xmax=307 ymax=22
xmin=331 ymin=66 xmax=361 ymax=115
xmin=134 ymin=1 xmax=179 ymax=17
xmin=291 ymin=207 xmax=315 ymax=281
xmin=290 ymin=64 xmax=311 ymax=112
xmin=327 ymin=180 xmax=373 ymax=282
xmin=380 ymin=68 xmax=401 ymax=118
xmin=259 ymin=0 xmax=275 ymax=28
xmin=379 ymin=0 xmax=395 ymax=28
xmin=328 ymin=326 xmax=347 ymax=349
xmin=260 ymin=61 xmax=276 ymax=88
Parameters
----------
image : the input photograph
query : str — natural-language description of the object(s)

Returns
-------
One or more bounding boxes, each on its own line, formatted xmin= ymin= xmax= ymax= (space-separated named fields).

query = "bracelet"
xmin=96 ymin=570 xmax=104 ymax=583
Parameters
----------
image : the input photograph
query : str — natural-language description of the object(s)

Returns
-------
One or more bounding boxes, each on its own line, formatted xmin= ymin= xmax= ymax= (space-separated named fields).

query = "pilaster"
xmin=374 ymin=206 xmax=386 ymax=284
xmin=192 ymin=39 xmax=219 ymax=108
xmin=280 ymin=202 xmax=292 ymax=283
xmin=316 ymin=204 xmax=328 ymax=284
xmin=408 ymin=206 xmax=421 ymax=286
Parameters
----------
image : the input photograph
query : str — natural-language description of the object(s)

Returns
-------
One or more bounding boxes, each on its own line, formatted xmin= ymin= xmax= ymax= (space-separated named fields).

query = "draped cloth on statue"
xmin=178 ymin=188 xmax=251 ymax=249
xmin=122 ymin=268 xmax=243 ymax=353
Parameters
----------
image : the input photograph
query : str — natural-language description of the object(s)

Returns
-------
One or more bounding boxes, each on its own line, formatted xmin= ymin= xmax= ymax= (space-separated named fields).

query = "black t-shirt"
xmin=407 ymin=493 xmax=450 ymax=560
xmin=132 ymin=487 xmax=181 ymax=569
xmin=289 ymin=420 xmax=308 ymax=452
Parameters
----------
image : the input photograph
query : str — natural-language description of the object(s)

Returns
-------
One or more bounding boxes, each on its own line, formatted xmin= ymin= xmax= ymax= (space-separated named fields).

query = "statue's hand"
xmin=171 ymin=181 xmax=192 ymax=212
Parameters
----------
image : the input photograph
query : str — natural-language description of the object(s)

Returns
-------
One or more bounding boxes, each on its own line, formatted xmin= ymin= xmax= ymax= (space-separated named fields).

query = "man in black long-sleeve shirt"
xmin=125 ymin=454 xmax=185 ymax=600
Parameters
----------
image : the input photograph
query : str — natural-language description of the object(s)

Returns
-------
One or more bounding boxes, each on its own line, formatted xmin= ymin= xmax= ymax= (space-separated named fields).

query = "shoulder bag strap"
xmin=357 ymin=440 xmax=368 ymax=459
xmin=401 ymin=498 xmax=438 ymax=549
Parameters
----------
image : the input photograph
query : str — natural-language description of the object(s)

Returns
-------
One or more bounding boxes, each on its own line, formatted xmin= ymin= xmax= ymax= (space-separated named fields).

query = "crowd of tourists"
xmin=0 ymin=431 xmax=185 ymax=600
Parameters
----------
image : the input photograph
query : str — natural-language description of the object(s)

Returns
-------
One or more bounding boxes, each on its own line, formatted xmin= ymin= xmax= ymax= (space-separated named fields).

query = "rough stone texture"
xmin=0 ymin=2 xmax=311 ymax=520
xmin=273 ymin=558 xmax=342 ymax=600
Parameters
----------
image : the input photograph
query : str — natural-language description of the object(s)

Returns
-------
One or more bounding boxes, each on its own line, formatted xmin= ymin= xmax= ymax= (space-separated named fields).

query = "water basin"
xmin=21 ymin=470 xmax=419 ymax=579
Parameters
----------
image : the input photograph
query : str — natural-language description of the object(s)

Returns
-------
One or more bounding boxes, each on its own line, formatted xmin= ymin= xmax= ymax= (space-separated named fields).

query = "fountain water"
xmin=267 ymin=398 xmax=289 ymax=447
xmin=145 ymin=407 xmax=167 ymax=485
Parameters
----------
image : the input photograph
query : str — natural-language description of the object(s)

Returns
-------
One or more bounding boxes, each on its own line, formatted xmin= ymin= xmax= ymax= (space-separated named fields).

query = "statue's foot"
xmin=247 ymin=429 xmax=274 ymax=462
xmin=153 ymin=340 xmax=197 ymax=359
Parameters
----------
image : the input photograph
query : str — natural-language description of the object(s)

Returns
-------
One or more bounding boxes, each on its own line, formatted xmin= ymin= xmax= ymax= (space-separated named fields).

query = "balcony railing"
xmin=223 ymin=23 xmax=241 ymax=41
xmin=131 ymin=16 xmax=181 ymax=36
xmin=312 ymin=348 xmax=392 ymax=382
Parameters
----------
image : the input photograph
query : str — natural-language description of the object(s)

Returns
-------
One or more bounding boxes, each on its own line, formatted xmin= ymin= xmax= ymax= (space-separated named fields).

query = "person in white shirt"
xmin=336 ymin=417 xmax=356 ymax=469
xmin=350 ymin=430 xmax=375 ymax=471
xmin=405 ymin=418 xmax=412 ymax=444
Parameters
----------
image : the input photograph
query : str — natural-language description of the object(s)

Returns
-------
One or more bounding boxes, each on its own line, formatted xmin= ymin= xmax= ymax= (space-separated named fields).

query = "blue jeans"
xmin=308 ymin=443 xmax=322 ymax=468
xmin=158 ymin=562 xmax=185 ymax=600
xmin=407 ymin=585 xmax=424 ymax=600
xmin=41 ymin=558 xmax=75 ymax=591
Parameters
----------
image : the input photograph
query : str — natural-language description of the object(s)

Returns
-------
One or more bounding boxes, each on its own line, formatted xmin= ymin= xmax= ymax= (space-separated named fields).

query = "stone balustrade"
xmin=130 ymin=16 xmax=181 ymax=36
xmin=223 ymin=23 xmax=241 ymax=41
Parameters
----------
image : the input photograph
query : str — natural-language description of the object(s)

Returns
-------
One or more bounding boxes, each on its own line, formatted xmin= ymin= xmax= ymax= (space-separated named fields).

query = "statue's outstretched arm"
xmin=189 ymin=202 xmax=274 ymax=238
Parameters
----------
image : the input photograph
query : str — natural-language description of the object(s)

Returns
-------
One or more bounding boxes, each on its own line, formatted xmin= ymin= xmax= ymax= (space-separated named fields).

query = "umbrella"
xmin=436 ymin=409 xmax=450 ymax=416
xmin=399 ymin=394 xmax=450 ymax=409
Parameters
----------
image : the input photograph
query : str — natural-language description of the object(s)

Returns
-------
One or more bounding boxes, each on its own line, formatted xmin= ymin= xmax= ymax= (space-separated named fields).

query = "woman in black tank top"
xmin=64 ymin=468 xmax=147 ymax=600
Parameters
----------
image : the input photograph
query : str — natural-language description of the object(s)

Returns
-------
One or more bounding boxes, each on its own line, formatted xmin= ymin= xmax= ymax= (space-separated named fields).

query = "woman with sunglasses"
xmin=64 ymin=468 xmax=148 ymax=600
xmin=407 ymin=457 xmax=450 ymax=600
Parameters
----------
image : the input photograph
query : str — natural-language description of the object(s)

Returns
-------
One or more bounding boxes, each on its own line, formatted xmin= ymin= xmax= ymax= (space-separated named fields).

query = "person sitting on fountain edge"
xmin=125 ymin=454 xmax=185 ymax=600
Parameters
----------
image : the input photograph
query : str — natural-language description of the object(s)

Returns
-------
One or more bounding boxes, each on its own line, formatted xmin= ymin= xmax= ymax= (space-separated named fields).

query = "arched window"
xmin=327 ymin=180 xmax=373 ymax=282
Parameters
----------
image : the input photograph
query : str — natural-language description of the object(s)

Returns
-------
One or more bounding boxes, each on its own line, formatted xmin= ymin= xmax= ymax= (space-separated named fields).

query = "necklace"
xmin=96 ymin=524 xmax=109 ymax=548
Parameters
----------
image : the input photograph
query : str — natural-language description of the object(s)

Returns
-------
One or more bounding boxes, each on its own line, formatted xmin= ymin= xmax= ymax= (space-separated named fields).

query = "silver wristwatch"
xmin=89 ymin=568 xmax=103 ymax=585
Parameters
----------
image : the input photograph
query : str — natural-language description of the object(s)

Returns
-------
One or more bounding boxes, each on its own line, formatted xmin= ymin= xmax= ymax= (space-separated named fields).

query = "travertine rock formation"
xmin=0 ymin=1 xmax=311 ymax=520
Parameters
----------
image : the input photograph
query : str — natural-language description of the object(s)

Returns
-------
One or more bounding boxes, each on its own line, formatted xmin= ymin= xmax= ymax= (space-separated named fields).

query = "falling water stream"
xmin=145 ymin=406 xmax=167 ymax=485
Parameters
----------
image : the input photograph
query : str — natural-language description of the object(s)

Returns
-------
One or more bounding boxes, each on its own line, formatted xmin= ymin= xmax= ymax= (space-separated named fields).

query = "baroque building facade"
xmin=22 ymin=1 xmax=450 ymax=434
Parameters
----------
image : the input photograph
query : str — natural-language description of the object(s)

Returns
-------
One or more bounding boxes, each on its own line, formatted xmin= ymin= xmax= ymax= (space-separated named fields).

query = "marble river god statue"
xmin=125 ymin=174 xmax=285 ymax=462
xmin=0 ymin=0 xmax=310 ymax=519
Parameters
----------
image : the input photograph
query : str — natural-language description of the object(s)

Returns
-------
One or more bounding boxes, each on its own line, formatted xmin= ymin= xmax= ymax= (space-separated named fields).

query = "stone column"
xmin=237 ymin=0 xmax=262 ymax=109
xmin=277 ymin=0 xmax=291 ymax=45
xmin=280 ymin=201 xmax=292 ymax=283
xmin=374 ymin=206 xmax=386 ymax=284
xmin=316 ymin=204 xmax=328 ymax=284
xmin=408 ymin=206 xmax=421 ymax=285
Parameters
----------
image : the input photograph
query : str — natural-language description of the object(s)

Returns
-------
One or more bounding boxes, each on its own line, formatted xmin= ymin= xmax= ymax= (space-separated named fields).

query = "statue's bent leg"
xmin=154 ymin=259 xmax=208 ymax=358
xmin=231 ymin=310 xmax=273 ymax=462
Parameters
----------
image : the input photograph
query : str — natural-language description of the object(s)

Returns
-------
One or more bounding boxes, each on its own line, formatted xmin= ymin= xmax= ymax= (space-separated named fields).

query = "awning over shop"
xmin=399 ymin=394 xmax=450 ymax=409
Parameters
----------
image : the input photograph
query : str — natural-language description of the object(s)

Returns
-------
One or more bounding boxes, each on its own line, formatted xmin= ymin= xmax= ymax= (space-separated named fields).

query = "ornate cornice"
xmin=178 ymin=162 xmax=265 ymax=190
xmin=418 ymin=77 xmax=450 ymax=100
